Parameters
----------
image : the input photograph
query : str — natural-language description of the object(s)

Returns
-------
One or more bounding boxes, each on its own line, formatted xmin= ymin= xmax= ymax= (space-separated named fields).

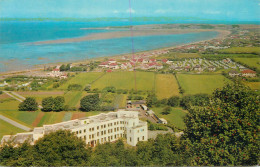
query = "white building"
xmin=1 ymin=110 xmax=148 ymax=147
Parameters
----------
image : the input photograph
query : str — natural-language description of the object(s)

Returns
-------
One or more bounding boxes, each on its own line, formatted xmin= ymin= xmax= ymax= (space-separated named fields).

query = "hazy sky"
xmin=0 ymin=0 xmax=259 ymax=21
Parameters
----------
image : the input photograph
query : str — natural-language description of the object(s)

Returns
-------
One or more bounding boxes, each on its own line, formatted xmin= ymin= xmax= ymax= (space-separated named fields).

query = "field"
xmin=59 ymin=72 xmax=104 ymax=90
xmin=242 ymin=81 xmax=260 ymax=90
xmin=155 ymin=74 xmax=179 ymax=99
xmin=92 ymin=71 xmax=155 ymax=91
xmin=151 ymin=107 xmax=187 ymax=129
xmin=157 ymin=52 xmax=200 ymax=59
xmin=18 ymin=91 xmax=65 ymax=104
xmin=234 ymin=58 xmax=260 ymax=71
xmin=176 ymin=74 xmax=231 ymax=95
xmin=64 ymin=91 xmax=88 ymax=108
xmin=219 ymin=47 xmax=260 ymax=54
xmin=0 ymin=119 xmax=25 ymax=139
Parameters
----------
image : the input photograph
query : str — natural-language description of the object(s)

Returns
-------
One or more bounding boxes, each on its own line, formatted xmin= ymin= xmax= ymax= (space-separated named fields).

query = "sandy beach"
xmin=30 ymin=28 xmax=229 ymax=45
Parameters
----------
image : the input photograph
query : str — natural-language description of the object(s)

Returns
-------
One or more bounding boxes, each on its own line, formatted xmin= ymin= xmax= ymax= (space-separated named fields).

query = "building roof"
xmin=242 ymin=70 xmax=256 ymax=74
xmin=229 ymin=70 xmax=239 ymax=74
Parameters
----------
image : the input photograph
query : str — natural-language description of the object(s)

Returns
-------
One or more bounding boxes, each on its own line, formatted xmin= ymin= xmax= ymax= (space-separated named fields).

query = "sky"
xmin=0 ymin=0 xmax=259 ymax=21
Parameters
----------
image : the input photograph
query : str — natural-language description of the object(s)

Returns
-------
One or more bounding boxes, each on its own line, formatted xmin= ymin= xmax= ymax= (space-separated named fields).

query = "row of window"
xmin=86 ymin=133 xmax=125 ymax=145
xmin=129 ymin=136 xmax=145 ymax=142
xmin=75 ymin=125 xmax=127 ymax=135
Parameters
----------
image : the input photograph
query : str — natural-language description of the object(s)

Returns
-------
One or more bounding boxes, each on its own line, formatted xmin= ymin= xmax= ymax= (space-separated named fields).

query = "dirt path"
xmin=0 ymin=114 xmax=31 ymax=131
xmin=32 ymin=112 xmax=45 ymax=127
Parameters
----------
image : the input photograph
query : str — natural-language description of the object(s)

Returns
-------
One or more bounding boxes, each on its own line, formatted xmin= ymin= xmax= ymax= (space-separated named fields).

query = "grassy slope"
xmin=155 ymin=74 xmax=179 ymax=99
xmin=0 ymin=119 xmax=25 ymax=139
xmin=92 ymin=71 xmax=155 ymax=91
xmin=151 ymin=107 xmax=187 ymax=129
xmin=176 ymin=74 xmax=231 ymax=95
xmin=219 ymin=47 xmax=260 ymax=54
xmin=59 ymin=72 xmax=104 ymax=90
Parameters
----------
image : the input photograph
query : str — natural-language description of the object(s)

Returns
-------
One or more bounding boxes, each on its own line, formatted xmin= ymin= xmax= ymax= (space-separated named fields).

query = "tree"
xmin=167 ymin=96 xmax=180 ymax=107
xmin=80 ymin=94 xmax=100 ymax=111
xmin=18 ymin=97 xmax=38 ymax=111
xmin=42 ymin=97 xmax=54 ymax=112
xmin=162 ymin=106 xmax=172 ymax=115
xmin=53 ymin=96 xmax=65 ymax=112
xmin=146 ymin=93 xmax=157 ymax=107
xmin=182 ymin=84 xmax=260 ymax=166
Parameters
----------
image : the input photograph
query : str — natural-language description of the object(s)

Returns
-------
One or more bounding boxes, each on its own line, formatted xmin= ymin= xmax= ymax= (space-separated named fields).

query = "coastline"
xmin=0 ymin=29 xmax=230 ymax=77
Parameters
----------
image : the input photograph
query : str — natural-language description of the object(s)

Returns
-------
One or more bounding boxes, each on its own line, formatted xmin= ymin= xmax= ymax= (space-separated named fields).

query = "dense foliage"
xmin=80 ymin=94 xmax=100 ymax=111
xmin=67 ymin=84 xmax=82 ymax=91
xmin=0 ymin=131 xmax=181 ymax=166
xmin=182 ymin=84 xmax=260 ymax=166
xmin=42 ymin=96 xmax=65 ymax=112
xmin=18 ymin=97 xmax=38 ymax=111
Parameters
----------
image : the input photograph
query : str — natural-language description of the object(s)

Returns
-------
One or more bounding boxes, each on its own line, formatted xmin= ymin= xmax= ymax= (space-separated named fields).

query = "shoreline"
xmin=0 ymin=29 xmax=230 ymax=77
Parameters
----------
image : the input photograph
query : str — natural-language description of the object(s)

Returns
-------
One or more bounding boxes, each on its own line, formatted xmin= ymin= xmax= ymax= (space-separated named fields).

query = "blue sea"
xmin=0 ymin=21 xmax=219 ymax=72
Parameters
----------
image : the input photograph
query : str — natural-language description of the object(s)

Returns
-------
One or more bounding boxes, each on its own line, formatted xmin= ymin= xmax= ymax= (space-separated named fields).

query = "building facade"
xmin=1 ymin=110 xmax=148 ymax=147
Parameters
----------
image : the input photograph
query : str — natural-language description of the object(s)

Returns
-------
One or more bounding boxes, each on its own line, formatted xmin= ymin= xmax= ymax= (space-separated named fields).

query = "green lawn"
xmin=0 ymin=119 xmax=25 ymax=139
xmin=219 ymin=47 xmax=260 ymax=54
xmin=59 ymin=72 xmax=104 ymax=90
xmin=0 ymin=98 xmax=20 ymax=112
xmin=155 ymin=74 xmax=179 ymax=99
xmin=92 ymin=71 xmax=155 ymax=91
xmin=64 ymin=91 xmax=84 ymax=108
xmin=151 ymin=107 xmax=187 ymax=130
xmin=234 ymin=58 xmax=260 ymax=71
xmin=176 ymin=74 xmax=231 ymax=95
xmin=242 ymin=81 xmax=260 ymax=90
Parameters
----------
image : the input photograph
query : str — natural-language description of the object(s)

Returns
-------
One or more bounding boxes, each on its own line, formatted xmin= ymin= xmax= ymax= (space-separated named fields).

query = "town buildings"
xmin=1 ymin=110 xmax=148 ymax=147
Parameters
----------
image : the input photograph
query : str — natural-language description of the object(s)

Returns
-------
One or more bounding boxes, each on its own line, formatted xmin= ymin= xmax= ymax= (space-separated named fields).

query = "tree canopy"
xmin=18 ymin=97 xmax=38 ymax=111
xmin=80 ymin=94 xmax=100 ymax=111
xmin=182 ymin=84 xmax=260 ymax=166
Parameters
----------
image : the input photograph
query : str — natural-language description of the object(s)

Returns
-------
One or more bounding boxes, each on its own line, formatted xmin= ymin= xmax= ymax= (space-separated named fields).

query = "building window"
xmin=92 ymin=134 xmax=94 ymax=138
xmin=84 ymin=129 xmax=86 ymax=133
xmin=111 ymin=136 xmax=113 ymax=140
xmin=142 ymin=136 xmax=144 ymax=140
xmin=101 ymin=131 xmax=103 ymax=135
xmin=97 ymin=126 xmax=99 ymax=130
xmin=111 ymin=129 xmax=113 ymax=133
xmin=104 ymin=137 xmax=106 ymax=141
xmin=117 ymin=121 xmax=119 ymax=125
xmin=114 ymin=128 xmax=116 ymax=132
xmin=79 ymin=130 xmax=82 ymax=134
xmin=130 ymin=137 xmax=132 ymax=142
xmin=89 ymin=135 xmax=91 ymax=139
xmin=89 ymin=128 xmax=91 ymax=132
xmin=104 ymin=130 xmax=106 ymax=135
xmin=137 ymin=137 xmax=139 ymax=141
xmin=101 ymin=125 xmax=103 ymax=129
xmin=104 ymin=125 xmax=106 ymax=128
xmin=92 ymin=127 xmax=94 ymax=131
xmin=84 ymin=136 xmax=86 ymax=140
xmin=110 ymin=123 xmax=112 ymax=126
xmin=101 ymin=138 xmax=103 ymax=142
xmin=117 ymin=127 xmax=119 ymax=131
xmin=115 ymin=135 xmax=116 ymax=139
xmin=76 ymin=131 xmax=79 ymax=134
xmin=114 ymin=122 xmax=116 ymax=125
xmin=97 ymin=132 xmax=99 ymax=136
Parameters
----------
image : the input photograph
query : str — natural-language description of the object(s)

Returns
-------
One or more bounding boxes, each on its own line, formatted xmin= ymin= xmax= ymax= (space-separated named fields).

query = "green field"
xmin=176 ymin=74 xmax=231 ymax=95
xmin=219 ymin=47 xmax=260 ymax=54
xmin=234 ymin=57 xmax=260 ymax=71
xmin=18 ymin=91 xmax=65 ymax=104
xmin=0 ymin=119 xmax=25 ymax=139
xmin=243 ymin=81 xmax=260 ymax=90
xmin=155 ymin=74 xmax=179 ymax=99
xmin=151 ymin=107 xmax=187 ymax=129
xmin=157 ymin=52 xmax=200 ymax=59
xmin=59 ymin=72 xmax=104 ymax=90
xmin=92 ymin=71 xmax=155 ymax=91
xmin=0 ymin=98 xmax=20 ymax=112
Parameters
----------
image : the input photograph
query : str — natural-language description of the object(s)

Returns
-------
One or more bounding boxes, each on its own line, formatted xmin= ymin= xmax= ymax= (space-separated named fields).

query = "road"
xmin=0 ymin=114 xmax=31 ymax=131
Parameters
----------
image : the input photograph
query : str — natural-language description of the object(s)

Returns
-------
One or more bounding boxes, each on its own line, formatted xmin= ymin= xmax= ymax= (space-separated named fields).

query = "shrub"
xmin=68 ymin=84 xmax=82 ymax=91
xmin=19 ymin=97 xmax=38 ymax=111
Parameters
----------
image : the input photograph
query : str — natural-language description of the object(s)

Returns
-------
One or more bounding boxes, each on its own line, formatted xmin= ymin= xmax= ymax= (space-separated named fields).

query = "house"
xmin=159 ymin=118 xmax=167 ymax=124
xmin=149 ymin=59 xmax=156 ymax=63
xmin=99 ymin=61 xmax=109 ymax=68
xmin=126 ymin=100 xmax=146 ymax=111
xmin=208 ymin=66 xmax=216 ymax=71
xmin=108 ymin=59 xmax=116 ymax=64
xmin=148 ymin=62 xmax=157 ymax=69
xmin=1 ymin=110 xmax=148 ymax=147
xmin=194 ymin=65 xmax=203 ymax=71
xmin=161 ymin=59 xmax=168 ymax=64
xmin=120 ymin=63 xmax=128 ymax=69
xmin=228 ymin=70 xmax=240 ymax=77
xmin=241 ymin=70 xmax=257 ymax=77
xmin=156 ymin=63 xmax=163 ymax=69
xmin=0 ymin=81 xmax=8 ymax=87
xmin=109 ymin=63 xmax=119 ymax=69
xmin=175 ymin=67 xmax=183 ymax=71
xmin=185 ymin=66 xmax=191 ymax=72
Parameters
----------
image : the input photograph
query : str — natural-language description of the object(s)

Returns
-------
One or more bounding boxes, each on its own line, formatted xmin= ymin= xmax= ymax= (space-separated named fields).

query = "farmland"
xmin=91 ymin=71 xmax=155 ymax=91
xmin=155 ymin=74 xmax=179 ymax=99
xmin=157 ymin=52 xmax=200 ymax=59
xmin=58 ymin=72 xmax=104 ymax=90
xmin=233 ymin=58 xmax=260 ymax=71
xmin=218 ymin=47 xmax=260 ymax=54
xmin=0 ymin=119 xmax=25 ymax=139
xmin=151 ymin=107 xmax=187 ymax=130
xmin=176 ymin=74 xmax=231 ymax=95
